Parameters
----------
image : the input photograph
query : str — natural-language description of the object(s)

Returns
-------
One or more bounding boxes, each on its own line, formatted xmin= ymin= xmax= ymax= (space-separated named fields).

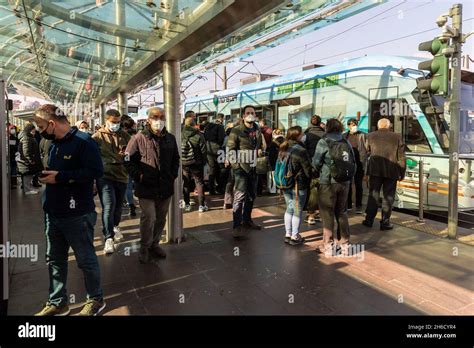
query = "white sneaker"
xmin=104 ymin=238 xmax=115 ymax=254
xmin=24 ymin=190 xmax=39 ymax=195
xmin=184 ymin=204 xmax=191 ymax=212
xmin=113 ymin=226 xmax=123 ymax=241
xmin=198 ymin=205 xmax=209 ymax=212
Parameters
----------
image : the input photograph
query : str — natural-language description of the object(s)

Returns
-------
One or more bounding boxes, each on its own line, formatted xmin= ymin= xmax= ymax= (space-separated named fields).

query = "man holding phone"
xmin=33 ymin=104 xmax=105 ymax=316
xmin=92 ymin=109 xmax=131 ymax=254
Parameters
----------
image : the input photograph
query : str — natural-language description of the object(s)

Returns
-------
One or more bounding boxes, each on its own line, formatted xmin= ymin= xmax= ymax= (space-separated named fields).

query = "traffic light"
xmin=417 ymin=38 xmax=449 ymax=96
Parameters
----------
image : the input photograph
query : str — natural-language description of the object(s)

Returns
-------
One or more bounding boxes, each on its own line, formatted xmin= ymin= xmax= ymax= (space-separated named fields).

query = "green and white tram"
xmin=184 ymin=55 xmax=474 ymax=211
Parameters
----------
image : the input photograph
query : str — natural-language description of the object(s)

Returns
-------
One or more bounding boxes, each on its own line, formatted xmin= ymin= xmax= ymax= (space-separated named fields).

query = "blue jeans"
xmin=232 ymin=168 xmax=258 ymax=228
xmin=283 ymin=188 xmax=308 ymax=238
xmin=97 ymin=178 xmax=127 ymax=240
xmin=45 ymin=212 xmax=103 ymax=306
xmin=125 ymin=177 xmax=135 ymax=206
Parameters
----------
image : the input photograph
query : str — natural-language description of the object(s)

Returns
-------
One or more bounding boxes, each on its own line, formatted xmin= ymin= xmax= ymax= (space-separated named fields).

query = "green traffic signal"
xmin=417 ymin=38 xmax=449 ymax=96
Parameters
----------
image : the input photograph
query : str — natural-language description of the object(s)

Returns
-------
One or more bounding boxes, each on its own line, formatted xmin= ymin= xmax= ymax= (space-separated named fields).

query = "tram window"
xmin=404 ymin=115 xmax=431 ymax=153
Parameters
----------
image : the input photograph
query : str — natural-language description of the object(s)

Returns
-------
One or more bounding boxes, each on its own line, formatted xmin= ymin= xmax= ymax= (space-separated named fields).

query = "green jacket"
xmin=92 ymin=125 xmax=131 ymax=183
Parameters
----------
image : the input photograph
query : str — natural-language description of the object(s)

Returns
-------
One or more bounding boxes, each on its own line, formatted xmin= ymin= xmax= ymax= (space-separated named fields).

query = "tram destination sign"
xmin=276 ymin=74 xmax=339 ymax=94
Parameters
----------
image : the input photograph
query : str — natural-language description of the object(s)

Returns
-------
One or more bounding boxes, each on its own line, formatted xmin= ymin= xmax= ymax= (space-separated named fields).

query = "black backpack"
xmin=181 ymin=136 xmax=196 ymax=166
xmin=325 ymin=136 xmax=356 ymax=182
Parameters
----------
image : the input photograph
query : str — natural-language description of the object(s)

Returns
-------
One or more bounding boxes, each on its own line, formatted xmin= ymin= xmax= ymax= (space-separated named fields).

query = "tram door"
xmin=369 ymin=98 xmax=403 ymax=134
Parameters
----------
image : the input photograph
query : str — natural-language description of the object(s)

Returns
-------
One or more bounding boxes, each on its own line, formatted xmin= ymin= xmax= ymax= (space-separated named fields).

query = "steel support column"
xmin=163 ymin=60 xmax=183 ymax=243
xmin=99 ymin=103 xmax=106 ymax=125
xmin=117 ymin=92 xmax=128 ymax=116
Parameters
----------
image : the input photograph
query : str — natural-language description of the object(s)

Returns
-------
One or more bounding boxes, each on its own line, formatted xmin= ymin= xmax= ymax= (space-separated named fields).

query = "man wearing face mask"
xmin=343 ymin=119 xmax=367 ymax=214
xmin=124 ymin=107 xmax=180 ymax=264
xmin=92 ymin=109 xmax=131 ymax=254
xmin=33 ymin=104 xmax=105 ymax=316
xmin=226 ymin=105 xmax=265 ymax=238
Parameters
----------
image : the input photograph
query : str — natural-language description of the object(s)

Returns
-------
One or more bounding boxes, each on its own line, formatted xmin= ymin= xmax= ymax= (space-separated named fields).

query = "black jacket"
xmin=366 ymin=129 xmax=406 ymax=180
xmin=43 ymin=127 xmax=104 ymax=217
xmin=304 ymin=125 xmax=325 ymax=158
xmin=268 ymin=135 xmax=285 ymax=170
xmin=281 ymin=140 xmax=313 ymax=190
xmin=125 ymin=127 xmax=180 ymax=200
xmin=204 ymin=122 xmax=225 ymax=155
xmin=226 ymin=123 xmax=264 ymax=173
xmin=16 ymin=124 xmax=43 ymax=175
xmin=182 ymin=125 xmax=207 ymax=166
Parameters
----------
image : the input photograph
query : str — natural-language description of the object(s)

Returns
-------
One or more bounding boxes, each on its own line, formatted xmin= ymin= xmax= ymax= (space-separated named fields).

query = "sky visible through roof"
xmin=178 ymin=0 xmax=473 ymax=101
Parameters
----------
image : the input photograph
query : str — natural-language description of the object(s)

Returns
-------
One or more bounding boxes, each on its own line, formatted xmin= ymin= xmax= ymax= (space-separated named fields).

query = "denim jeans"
xmin=125 ymin=177 xmax=135 ymax=206
xmin=45 ymin=212 xmax=103 ymax=306
xmin=282 ymin=188 xmax=308 ymax=238
xmin=232 ymin=168 xmax=258 ymax=228
xmin=97 ymin=178 xmax=127 ymax=240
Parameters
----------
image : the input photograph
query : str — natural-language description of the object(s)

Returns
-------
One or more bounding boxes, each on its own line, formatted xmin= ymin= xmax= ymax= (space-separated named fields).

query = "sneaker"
xmin=113 ymin=226 xmax=123 ymax=241
xmin=184 ymin=204 xmax=192 ymax=212
xmin=198 ymin=205 xmax=209 ymax=212
xmin=24 ymin=190 xmax=39 ymax=195
xmin=78 ymin=299 xmax=106 ymax=316
xmin=307 ymin=217 xmax=316 ymax=225
xmin=355 ymin=207 xmax=363 ymax=215
xmin=289 ymin=236 xmax=306 ymax=246
xmin=380 ymin=223 xmax=394 ymax=231
xmin=242 ymin=221 xmax=262 ymax=230
xmin=138 ymin=247 xmax=151 ymax=264
xmin=314 ymin=215 xmax=322 ymax=222
xmin=104 ymin=238 xmax=115 ymax=254
xmin=284 ymin=235 xmax=291 ymax=244
xmin=35 ymin=302 xmax=70 ymax=316
xmin=149 ymin=245 xmax=167 ymax=259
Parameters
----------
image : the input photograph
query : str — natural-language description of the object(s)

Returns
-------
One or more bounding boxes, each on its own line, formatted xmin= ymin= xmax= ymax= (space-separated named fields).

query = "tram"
xmin=184 ymin=55 xmax=474 ymax=211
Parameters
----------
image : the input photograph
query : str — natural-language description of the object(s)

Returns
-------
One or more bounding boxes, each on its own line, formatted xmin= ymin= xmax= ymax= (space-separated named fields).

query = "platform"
xmin=6 ymin=188 xmax=474 ymax=316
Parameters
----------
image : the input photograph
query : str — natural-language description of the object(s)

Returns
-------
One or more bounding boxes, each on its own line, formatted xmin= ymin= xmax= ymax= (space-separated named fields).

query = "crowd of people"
xmin=6 ymin=103 xmax=406 ymax=316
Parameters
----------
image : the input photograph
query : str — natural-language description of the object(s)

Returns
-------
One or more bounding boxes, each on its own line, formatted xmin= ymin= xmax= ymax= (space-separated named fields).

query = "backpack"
xmin=274 ymin=147 xmax=297 ymax=189
xmin=181 ymin=136 xmax=196 ymax=166
xmin=325 ymin=136 xmax=356 ymax=183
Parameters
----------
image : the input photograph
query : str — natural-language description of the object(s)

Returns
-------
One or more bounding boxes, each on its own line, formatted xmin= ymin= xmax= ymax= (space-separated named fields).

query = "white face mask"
xmin=107 ymin=121 xmax=120 ymax=133
xmin=350 ymin=126 xmax=358 ymax=134
xmin=244 ymin=115 xmax=256 ymax=123
xmin=79 ymin=128 xmax=89 ymax=133
xmin=151 ymin=120 xmax=165 ymax=132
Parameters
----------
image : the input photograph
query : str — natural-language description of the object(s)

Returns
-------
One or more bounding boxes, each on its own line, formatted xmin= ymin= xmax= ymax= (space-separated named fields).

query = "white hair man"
xmin=363 ymin=118 xmax=406 ymax=231
xmin=124 ymin=107 xmax=180 ymax=263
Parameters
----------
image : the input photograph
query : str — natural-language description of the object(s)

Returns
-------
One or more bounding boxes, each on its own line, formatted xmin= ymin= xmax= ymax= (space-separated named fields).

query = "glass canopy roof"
xmin=0 ymin=0 xmax=384 ymax=107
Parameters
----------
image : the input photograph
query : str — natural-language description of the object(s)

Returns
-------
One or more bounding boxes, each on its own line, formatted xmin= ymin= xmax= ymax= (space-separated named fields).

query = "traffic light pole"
xmin=447 ymin=3 xmax=462 ymax=239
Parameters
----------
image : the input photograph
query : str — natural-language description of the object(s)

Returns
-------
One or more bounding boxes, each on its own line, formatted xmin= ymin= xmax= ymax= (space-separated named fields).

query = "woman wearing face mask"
xmin=278 ymin=126 xmax=313 ymax=245
xmin=343 ymin=118 xmax=367 ymax=214
xmin=75 ymin=120 xmax=91 ymax=134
